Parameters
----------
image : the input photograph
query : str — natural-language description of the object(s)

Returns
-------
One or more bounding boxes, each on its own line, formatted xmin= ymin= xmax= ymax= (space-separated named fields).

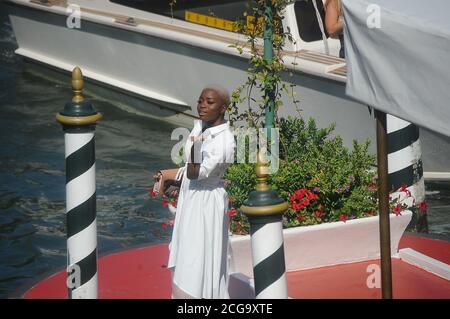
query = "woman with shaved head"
xmin=166 ymin=85 xmax=236 ymax=299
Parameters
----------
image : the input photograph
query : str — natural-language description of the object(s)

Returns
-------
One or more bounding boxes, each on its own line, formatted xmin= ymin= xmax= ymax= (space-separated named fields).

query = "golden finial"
xmin=71 ymin=66 xmax=84 ymax=103
xmin=255 ymin=149 xmax=270 ymax=191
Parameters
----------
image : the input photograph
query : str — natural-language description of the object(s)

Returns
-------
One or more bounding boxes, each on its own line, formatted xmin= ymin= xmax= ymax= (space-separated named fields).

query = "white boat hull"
xmin=7 ymin=1 xmax=377 ymax=152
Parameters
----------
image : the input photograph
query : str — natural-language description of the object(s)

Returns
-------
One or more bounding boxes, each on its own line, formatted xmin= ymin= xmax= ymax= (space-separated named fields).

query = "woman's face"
xmin=197 ymin=89 xmax=226 ymax=123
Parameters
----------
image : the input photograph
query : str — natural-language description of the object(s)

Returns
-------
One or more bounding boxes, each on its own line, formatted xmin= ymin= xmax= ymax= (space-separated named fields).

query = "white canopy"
xmin=342 ymin=0 xmax=450 ymax=137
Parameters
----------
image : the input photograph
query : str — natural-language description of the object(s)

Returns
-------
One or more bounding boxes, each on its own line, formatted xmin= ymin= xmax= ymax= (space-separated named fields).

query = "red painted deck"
xmin=23 ymin=235 xmax=450 ymax=299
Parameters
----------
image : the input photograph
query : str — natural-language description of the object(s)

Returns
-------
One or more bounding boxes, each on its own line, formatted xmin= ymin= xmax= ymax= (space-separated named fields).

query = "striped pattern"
xmin=249 ymin=215 xmax=288 ymax=299
xmin=64 ymin=132 xmax=98 ymax=299
xmin=387 ymin=115 xmax=425 ymax=206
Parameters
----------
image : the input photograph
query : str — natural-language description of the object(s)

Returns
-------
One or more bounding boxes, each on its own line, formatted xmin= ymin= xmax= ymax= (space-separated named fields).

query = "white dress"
xmin=167 ymin=120 xmax=236 ymax=299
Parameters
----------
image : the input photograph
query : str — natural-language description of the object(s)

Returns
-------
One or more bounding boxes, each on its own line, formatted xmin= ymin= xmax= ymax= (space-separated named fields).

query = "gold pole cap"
xmin=56 ymin=66 xmax=103 ymax=126
xmin=72 ymin=66 xmax=84 ymax=103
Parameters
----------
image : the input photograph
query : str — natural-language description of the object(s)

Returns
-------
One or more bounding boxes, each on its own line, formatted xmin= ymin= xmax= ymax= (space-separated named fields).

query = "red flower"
xmin=301 ymin=199 xmax=310 ymax=207
xmin=419 ymin=201 xmax=428 ymax=211
xmin=228 ymin=209 xmax=237 ymax=217
xmin=290 ymin=202 xmax=302 ymax=211
xmin=290 ymin=189 xmax=318 ymax=212
xmin=297 ymin=214 xmax=306 ymax=222
xmin=399 ymin=184 xmax=412 ymax=197
xmin=161 ymin=222 xmax=167 ymax=229
xmin=314 ymin=211 xmax=323 ymax=219
xmin=392 ymin=204 xmax=402 ymax=216
xmin=339 ymin=214 xmax=348 ymax=222
xmin=162 ymin=200 xmax=168 ymax=208
xmin=149 ymin=189 xmax=158 ymax=198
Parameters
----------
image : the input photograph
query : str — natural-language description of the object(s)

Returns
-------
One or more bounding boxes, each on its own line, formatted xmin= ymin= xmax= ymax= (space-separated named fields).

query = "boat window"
xmin=110 ymin=0 xmax=257 ymax=34
xmin=295 ymin=0 xmax=328 ymax=42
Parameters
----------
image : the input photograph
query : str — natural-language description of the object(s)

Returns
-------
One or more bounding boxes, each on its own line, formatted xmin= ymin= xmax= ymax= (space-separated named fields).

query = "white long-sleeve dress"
xmin=167 ymin=120 xmax=236 ymax=299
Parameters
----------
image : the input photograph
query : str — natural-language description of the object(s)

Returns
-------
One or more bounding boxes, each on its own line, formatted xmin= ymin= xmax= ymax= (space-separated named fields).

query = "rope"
xmin=312 ymin=0 xmax=330 ymax=55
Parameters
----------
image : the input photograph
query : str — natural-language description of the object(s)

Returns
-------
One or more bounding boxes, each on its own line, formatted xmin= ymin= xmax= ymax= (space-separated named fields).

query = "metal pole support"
xmin=375 ymin=110 xmax=393 ymax=299
xmin=56 ymin=67 xmax=102 ymax=299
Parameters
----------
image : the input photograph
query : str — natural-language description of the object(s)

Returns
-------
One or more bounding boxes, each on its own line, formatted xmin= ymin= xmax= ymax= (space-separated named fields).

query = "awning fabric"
xmin=343 ymin=0 xmax=450 ymax=137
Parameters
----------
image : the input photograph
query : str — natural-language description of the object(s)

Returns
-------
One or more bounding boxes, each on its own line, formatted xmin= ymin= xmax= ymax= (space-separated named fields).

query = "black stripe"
xmin=63 ymin=125 xmax=97 ymax=134
xmin=249 ymin=214 xmax=283 ymax=236
xmin=68 ymin=248 xmax=97 ymax=291
xmin=388 ymin=160 xmax=423 ymax=191
xmin=66 ymin=138 xmax=95 ymax=184
xmin=253 ymin=244 xmax=286 ymax=296
xmin=387 ymin=124 xmax=419 ymax=154
xmin=66 ymin=192 xmax=96 ymax=238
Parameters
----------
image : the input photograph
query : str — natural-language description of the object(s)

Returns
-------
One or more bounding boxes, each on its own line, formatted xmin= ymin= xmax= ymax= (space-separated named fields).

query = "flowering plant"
xmin=225 ymin=117 xmax=427 ymax=235
xmin=149 ymin=186 xmax=178 ymax=231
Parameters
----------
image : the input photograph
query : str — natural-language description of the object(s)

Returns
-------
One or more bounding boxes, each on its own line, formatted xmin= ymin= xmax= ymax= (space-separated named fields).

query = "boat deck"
xmin=22 ymin=235 xmax=450 ymax=299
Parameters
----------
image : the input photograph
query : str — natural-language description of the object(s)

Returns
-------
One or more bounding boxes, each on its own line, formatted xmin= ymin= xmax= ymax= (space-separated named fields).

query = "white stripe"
xmin=65 ymin=133 xmax=94 ymax=158
xmin=256 ymin=273 xmax=288 ymax=299
xmin=71 ymin=273 xmax=98 ymax=299
xmin=67 ymin=219 xmax=97 ymax=264
xmin=251 ymin=221 xmax=283 ymax=266
xmin=386 ymin=115 xmax=411 ymax=134
xmin=411 ymin=177 xmax=426 ymax=203
xmin=66 ymin=164 xmax=96 ymax=212
xmin=388 ymin=139 xmax=422 ymax=173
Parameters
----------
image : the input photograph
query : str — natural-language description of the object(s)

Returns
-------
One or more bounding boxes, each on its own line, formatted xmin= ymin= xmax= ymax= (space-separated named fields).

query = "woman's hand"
xmin=165 ymin=185 xmax=179 ymax=198
xmin=153 ymin=172 xmax=162 ymax=181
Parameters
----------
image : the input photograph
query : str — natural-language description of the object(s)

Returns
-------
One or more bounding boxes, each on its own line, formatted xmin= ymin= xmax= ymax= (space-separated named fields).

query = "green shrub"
xmin=224 ymin=116 xmax=378 ymax=234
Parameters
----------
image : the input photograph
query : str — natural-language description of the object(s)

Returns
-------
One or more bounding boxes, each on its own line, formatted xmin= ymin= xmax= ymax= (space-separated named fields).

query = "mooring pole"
xmin=386 ymin=115 xmax=427 ymax=232
xmin=56 ymin=67 xmax=102 ymax=299
xmin=375 ymin=110 xmax=393 ymax=299
xmin=239 ymin=1 xmax=289 ymax=299
xmin=240 ymin=152 xmax=289 ymax=298
xmin=263 ymin=0 xmax=275 ymax=141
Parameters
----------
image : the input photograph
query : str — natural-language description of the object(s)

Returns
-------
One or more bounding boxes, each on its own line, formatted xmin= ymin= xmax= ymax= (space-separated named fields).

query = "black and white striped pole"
xmin=239 ymin=1 xmax=289 ymax=299
xmin=240 ymin=151 xmax=289 ymax=299
xmin=387 ymin=115 xmax=427 ymax=231
xmin=56 ymin=67 xmax=102 ymax=299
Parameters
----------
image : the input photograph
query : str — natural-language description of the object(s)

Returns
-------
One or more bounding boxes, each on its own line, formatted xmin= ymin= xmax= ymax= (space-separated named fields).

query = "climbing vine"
xmin=228 ymin=0 xmax=298 ymax=127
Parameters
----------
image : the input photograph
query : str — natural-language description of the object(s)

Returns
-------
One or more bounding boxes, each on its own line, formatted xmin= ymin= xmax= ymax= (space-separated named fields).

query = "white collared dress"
xmin=168 ymin=120 xmax=236 ymax=299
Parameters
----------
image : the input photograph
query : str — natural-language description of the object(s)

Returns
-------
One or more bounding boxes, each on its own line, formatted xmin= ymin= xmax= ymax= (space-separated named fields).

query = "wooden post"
xmin=375 ymin=110 xmax=393 ymax=299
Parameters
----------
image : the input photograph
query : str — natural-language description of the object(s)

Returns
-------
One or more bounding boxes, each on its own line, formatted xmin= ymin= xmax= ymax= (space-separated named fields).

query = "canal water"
xmin=0 ymin=5 xmax=449 ymax=298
